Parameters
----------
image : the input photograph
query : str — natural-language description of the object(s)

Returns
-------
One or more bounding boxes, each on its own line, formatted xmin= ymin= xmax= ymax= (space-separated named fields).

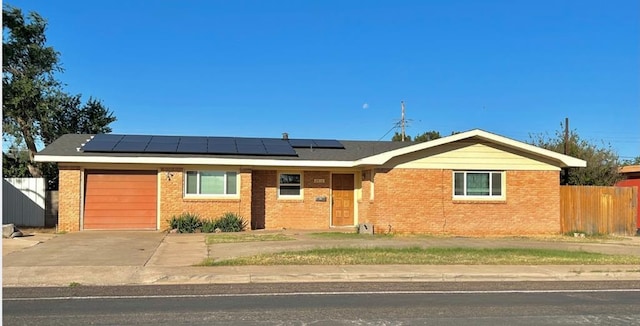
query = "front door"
xmin=332 ymin=174 xmax=354 ymax=226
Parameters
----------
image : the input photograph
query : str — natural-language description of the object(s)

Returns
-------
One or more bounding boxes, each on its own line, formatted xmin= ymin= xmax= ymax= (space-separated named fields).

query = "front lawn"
xmin=308 ymin=232 xmax=394 ymax=239
xmin=205 ymin=233 xmax=295 ymax=244
xmin=200 ymin=247 xmax=640 ymax=266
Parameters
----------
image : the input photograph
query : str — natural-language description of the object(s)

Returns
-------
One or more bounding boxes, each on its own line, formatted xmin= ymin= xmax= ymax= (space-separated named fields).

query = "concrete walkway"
xmin=3 ymin=230 xmax=640 ymax=287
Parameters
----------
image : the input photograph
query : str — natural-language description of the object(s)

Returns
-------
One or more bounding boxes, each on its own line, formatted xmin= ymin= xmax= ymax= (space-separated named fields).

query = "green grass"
xmin=308 ymin=232 xmax=394 ymax=239
xmin=205 ymin=233 xmax=295 ymax=244
xmin=200 ymin=247 xmax=640 ymax=266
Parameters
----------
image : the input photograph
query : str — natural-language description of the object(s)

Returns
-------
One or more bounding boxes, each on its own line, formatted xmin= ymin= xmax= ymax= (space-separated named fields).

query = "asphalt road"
xmin=4 ymin=281 xmax=640 ymax=325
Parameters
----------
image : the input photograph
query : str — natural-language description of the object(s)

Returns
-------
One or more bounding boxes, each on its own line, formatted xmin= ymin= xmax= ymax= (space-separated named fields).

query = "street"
xmin=4 ymin=281 xmax=640 ymax=325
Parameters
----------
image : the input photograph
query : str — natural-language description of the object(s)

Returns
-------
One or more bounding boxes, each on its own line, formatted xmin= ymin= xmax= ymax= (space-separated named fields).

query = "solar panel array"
xmin=81 ymin=134 xmax=344 ymax=156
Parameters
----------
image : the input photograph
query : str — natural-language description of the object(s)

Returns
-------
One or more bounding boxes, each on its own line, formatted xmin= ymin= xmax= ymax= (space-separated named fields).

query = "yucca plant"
xmin=215 ymin=212 xmax=247 ymax=232
xmin=201 ymin=219 xmax=218 ymax=233
xmin=168 ymin=212 xmax=202 ymax=233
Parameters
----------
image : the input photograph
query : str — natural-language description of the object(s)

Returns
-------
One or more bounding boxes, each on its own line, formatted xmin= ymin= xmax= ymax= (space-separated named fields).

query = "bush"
xmin=168 ymin=212 xmax=202 ymax=233
xmin=215 ymin=212 xmax=248 ymax=232
xmin=201 ymin=219 xmax=218 ymax=233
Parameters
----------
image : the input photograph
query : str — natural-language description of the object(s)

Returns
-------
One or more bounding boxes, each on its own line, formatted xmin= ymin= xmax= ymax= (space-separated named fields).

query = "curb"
xmin=3 ymin=265 xmax=639 ymax=287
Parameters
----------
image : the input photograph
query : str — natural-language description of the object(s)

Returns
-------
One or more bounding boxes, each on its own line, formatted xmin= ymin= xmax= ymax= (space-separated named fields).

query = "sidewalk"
xmin=3 ymin=231 xmax=640 ymax=287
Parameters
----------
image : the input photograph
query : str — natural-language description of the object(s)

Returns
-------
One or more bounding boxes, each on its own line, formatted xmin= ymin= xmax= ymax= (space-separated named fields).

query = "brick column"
xmin=58 ymin=166 xmax=82 ymax=232
xmin=239 ymin=169 xmax=252 ymax=222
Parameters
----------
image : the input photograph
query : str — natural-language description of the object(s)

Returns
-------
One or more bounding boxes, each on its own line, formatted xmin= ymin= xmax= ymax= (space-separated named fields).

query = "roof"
xmin=620 ymin=165 xmax=640 ymax=174
xmin=35 ymin=129 xmax=587 ymax=168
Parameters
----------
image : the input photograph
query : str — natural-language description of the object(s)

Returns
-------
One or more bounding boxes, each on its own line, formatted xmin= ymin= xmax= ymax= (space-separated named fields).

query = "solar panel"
xmin=179 ymin=136 xmax=208 ymax=144
xmin=207 ymin=137 xmax=236 ymax=144
xmin=121 ymin=135 xmax=152 ymax=143
xmin=177 ymin=142 xmax=208 ymax=153
xmin=288 ymin=139 xmax=315 ymax=148
xmin=150 ymin=136 xmax=180 ymax=143
xmin=145 ymin=142 xmax=178 ymax=153
xmin=90 ymin=134 xmax=124 ymax=142
xmin=207 ymin=143 xmax=238 ymax=154
xmin=82 ymin=134 xmax=304 ymax=156
xmin=261 ymin=138 xmax=289 ymax=145
xmin=113 ymin=141 xmax=148 ymax=152
xmin=236 ymin=144 xmax=267 ymax=155
xmin=264 ymin=144 xmax=297 ymax=156
xmin=235 ymin=138 xmax=263 ymax=146
xmin=311 ymin=139 xmax=344 ymax=149
xmin=82 ymin=141 xmax=117 ymax=152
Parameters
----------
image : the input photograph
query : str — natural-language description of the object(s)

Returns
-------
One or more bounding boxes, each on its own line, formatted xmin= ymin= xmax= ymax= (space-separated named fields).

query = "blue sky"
xmin=7 ymin=0 xmax=639 ymax=159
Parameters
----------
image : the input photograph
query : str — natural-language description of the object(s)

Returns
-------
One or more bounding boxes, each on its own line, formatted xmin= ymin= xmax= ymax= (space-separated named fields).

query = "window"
xmin=454 ymin=171 xmax=503 ymax=198
xmin=185 ymin=171 xmax=237 ymax=196
xmin=279 ymin=173 xmax=301 ymax=197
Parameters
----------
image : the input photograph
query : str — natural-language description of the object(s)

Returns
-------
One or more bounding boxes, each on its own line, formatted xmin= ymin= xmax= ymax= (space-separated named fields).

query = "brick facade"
xmin=251 ymin=170 xmax=331 ymax=229
xmin=358 ymin=168 xmax=560 ymax=235
xmin=158 ymin=168 xmax=252 ymax=230
xmin=58 ymin=166 xmax=561 ymax=235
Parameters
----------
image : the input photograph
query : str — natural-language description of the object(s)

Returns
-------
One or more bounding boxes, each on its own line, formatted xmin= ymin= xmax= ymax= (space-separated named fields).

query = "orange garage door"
xmin=84 ymin=170 xmax=157 ymax=230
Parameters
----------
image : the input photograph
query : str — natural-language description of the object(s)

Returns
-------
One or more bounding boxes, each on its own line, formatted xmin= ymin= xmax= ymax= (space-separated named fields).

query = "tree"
xmin=621 ymin=156 xmax=640 ymax=166
xmin=392 ymin=130 xmax=442 ymax=142
xmin=391 ymin=132 xmax=411 ymax=142
xmin=3 ymin=5 xmax=115 ymax=188
xmin=40 ymin=93 xmax=115 ymax=145
xmin=3 ymin=148 xmax=30 ymax=178
xmin=530 ymin=124 xmax=621 ymax=186
xmin=413 ymin=130 xmax=441 ymax=142
xmin=3 ymin=5 xmax=61 ymax=177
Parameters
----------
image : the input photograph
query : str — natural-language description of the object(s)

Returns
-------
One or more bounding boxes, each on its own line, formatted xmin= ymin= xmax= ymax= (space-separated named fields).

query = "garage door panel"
xmin=84 ymin=195 xmax=156 ymax=204
xmin=85 ymin=180 xmax=157 ymax=190
xmin=84 ymin=220 xmax=156 ymax=230
xmin=85 ymin=187 xmax=157 ymax=197
xmin=85 ymin=201 xmax=156 ymax=210
xmin=87 ymin=173 xmax=156 ymax=182
xmin=84 ymin=209 xmax=157 ymax=218
xmin=84 ymin=170 xmax=157 ymax=230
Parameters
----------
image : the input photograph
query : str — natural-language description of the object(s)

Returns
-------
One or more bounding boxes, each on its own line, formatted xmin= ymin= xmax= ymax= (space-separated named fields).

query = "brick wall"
xmin=159 ymin=168 xmax=252 ymax=230
xmin=252 ymin=170 xmax=331 ymax=229
xmin=358 ymin=168 xmax=560 ymax=235
xmin=57 ymin=166 xmax=81 ymax=232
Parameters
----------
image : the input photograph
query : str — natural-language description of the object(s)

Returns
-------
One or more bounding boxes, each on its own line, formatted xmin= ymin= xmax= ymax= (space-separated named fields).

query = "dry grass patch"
xmin=308 ymin=232 xmax=394 ymax=239
xmin=201 ymin=247 xmax=640 ymax=266
xmin=205 ymin=233 xmax=295 ymax=244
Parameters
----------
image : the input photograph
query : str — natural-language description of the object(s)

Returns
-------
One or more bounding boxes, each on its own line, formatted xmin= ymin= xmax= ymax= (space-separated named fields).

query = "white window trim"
xmin=184 ymin=170 xmax=240 ymax=198
xmin=278 ymin=172 xmax=303 ymax=199
xmin=453 ymin=171 xmax=505 ymax=200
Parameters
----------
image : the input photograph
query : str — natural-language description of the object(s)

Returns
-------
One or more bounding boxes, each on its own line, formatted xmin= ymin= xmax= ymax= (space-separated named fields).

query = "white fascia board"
xmin=33 ymin=154 xmax=356 ymax=168
xmin=355 ymin=129 xmax=587 ymax=168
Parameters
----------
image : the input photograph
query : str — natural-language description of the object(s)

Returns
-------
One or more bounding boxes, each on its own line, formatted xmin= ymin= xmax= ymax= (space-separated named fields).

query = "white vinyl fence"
xmin=2 ymin=178 xmax=46 ymax=227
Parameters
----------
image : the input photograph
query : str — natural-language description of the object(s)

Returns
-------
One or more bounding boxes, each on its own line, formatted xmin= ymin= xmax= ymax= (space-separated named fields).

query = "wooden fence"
xmin=2 ymin=178 xmax=46 ymax=227
xmin=560 ymin=186 xmax=638 ymax=236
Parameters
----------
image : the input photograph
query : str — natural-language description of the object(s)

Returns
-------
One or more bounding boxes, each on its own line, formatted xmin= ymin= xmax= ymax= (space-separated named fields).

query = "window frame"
xmin=184 ymin=170 xmax=239 ymax=198
xmin=278 ymin=172 xmax=303 ymax=199
xmin=453 ymin=171 xmax=505 ymax=200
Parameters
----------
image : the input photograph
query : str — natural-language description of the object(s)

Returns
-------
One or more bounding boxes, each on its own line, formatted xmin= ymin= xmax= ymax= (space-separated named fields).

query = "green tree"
xmin=3 ymin=4 xmax=61 ymax=177
xmin=621 ymin=156 xmax=640 ymax=166
xmin=530 ymin=124 xmax=621 ymax=186
xmin=3 ymin=5 xmax=115 ymax=188
xmin=413 ymin=130 xmax=441 ymax=142
xmin=391 ymin=132 xmax=411 ymax=142
xmin=2 ymin=148 xmax=30 ymax=178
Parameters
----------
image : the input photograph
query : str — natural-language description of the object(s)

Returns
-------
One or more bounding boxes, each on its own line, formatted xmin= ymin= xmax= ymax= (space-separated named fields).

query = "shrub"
xmin=201 ymin=219 xmax=218 ymax=233
xmin=168 ymin=212 xmax=202 ymax=233
xmin=215 ymin=212 xmax=247 ymax=232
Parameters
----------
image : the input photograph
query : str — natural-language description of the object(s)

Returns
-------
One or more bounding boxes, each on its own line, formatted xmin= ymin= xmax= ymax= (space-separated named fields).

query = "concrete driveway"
xmin=3 ymin=231 xmax=166 ymax=267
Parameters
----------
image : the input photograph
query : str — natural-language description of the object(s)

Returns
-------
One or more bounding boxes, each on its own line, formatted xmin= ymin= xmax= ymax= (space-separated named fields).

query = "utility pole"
xmin=564 ymin=117 xmax=569 ymax=156
xmin=401 ymin=101 xmax=406 ymax=141
xmin=563 ymin=117 xmax=569 ymax=185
